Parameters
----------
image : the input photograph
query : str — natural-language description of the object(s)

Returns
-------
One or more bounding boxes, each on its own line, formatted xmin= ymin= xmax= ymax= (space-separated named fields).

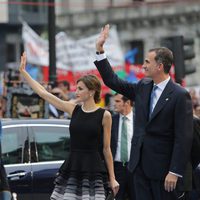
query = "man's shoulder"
xmin=112 ymin=113 xmax=120 ymax=119
xmin=168 ymin=80 xmax=189 ymax=95
xmin=137 ymin=77 xmax=152 ymax=87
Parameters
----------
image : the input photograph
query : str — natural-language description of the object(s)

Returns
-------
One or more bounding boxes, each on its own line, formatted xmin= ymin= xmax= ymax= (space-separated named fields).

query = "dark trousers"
xmin=114 ymin=162 xmax=135 ymax=200
xmin=134 ymin=163 xmax=187 ymax=200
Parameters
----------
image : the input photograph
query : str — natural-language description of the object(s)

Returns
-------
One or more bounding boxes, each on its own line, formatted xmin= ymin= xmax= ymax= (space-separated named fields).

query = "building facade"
xmin=0 ymin=0 xmax=48 ymax=72
xmin=1 ymin=0 xmax=200 ymax=86
xmin=56 ymin=0 xmax=200 ymax=86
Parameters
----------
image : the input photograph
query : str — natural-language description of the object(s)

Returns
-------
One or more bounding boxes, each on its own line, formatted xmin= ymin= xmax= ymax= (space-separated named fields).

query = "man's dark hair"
xmin=59 ymin=80 xmax=70 ymax=90
xmin=105 ymin=93 xmax=113 ymax=107
xmin=149 ymin=47 xmax=173 ymax=74
xmin=115 ymin=93 xmax=134 ymax=107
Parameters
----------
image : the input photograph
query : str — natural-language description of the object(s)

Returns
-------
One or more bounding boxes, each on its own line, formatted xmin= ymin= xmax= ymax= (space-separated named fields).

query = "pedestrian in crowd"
xmin=58 ymin=80 xmax=75 ymax=101
xmin=0 ymin=121 xmax=12 ymax=200
xmin=190 ymin=114 xmax=200 ymax=200
xmin=194 ymin=105 xmax=200 ymax=119
xmin=111 ymin=93 xmax=135 ymax=200
xmin=48 ymin=83 xmax=65 ymax=119
xmin=0 ymin=98 xmax=3 ymax=118
xmin=19 ymin=52 xmax=119 ymax=199
xmin=94 ymin=24 xmax=193 ymax=200
xmin=104 ymin=92 xmax=114 ymax=114
xmin=189 ymin=88 xmax=200 ymax=109
xmin=48 ymin=81 xmax=76 ymax=119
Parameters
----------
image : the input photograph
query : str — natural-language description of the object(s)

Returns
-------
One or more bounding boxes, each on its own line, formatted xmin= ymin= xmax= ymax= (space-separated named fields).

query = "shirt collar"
xmin=155 ymin=76 xmax=170 ymax=92
xmin=120 ymin=110 xmax=133 ymax=121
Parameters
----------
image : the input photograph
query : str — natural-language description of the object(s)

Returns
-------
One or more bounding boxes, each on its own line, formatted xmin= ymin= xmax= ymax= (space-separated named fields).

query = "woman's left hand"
xmin=110 ymin=178 xmax=120 ymax=197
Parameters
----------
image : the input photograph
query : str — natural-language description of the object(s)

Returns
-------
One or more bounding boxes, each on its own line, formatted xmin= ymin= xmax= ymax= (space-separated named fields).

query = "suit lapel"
xmin=149 ymin=79 xmax=174 ymax=121
xmin=141 ymin=81 xmax=154 ymax=121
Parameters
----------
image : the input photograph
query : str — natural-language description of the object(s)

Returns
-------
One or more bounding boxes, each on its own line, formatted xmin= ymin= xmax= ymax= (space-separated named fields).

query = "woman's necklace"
xmin=81 ymin=105 xmax=99 ymax=113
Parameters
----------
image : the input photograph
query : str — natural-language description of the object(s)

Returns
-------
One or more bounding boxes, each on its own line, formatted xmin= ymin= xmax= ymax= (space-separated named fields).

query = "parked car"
xmin=3 ymin=119 xmax=200 ymax=200
xmin=1 ymin=119 xmax=70 ymax=200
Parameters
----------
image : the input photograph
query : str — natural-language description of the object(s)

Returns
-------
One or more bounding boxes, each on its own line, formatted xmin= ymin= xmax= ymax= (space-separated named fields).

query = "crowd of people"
xmin=0 ymin=24 xmax=200 ymax=200
xmin=47 ymin=80 xmax=76 ymax=119
xmin=189 ymin=88 xmax=200 ymax=118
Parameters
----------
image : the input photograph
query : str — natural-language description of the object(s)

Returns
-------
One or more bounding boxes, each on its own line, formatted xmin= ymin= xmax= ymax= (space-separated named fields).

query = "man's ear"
xmin=158 ymin=63 xmax=164 ymax=71
xmin=125 ymin=100 xmax=131 ymax=106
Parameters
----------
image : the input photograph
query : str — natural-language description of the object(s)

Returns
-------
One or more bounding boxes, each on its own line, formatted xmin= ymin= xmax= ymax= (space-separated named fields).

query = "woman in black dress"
xmin=19 ymin=52 xmax=119 ymax=199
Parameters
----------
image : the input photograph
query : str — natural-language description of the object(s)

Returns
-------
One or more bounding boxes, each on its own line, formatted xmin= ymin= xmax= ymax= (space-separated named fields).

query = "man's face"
xmin=195 ymin=106 xmax=200 ymax=118
xmin=113 ymin=94 xmax=126 ymax=114
xmin=142 ymin=51 xmax=160 ymax=78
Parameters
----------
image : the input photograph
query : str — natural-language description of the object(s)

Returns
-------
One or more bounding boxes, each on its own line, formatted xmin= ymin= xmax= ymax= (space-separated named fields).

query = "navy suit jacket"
xmin=111 ymin=114 xmax=120 ymax=158
xmin=95 ymin=58 xmax=193 ymax=180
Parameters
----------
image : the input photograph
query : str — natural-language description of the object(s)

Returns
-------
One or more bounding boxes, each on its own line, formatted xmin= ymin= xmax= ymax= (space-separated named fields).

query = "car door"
xmin=2 ymin=125 xmax=33 ymax=200
xmin=29 ymin=124 xmax=70 ymax=200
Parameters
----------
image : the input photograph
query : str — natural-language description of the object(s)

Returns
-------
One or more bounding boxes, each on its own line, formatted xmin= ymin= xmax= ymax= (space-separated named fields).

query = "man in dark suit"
xmin=111 ymin=93 xmax=135 ymax=200
xmin=94 ymin=25 xmax=193 ymax=200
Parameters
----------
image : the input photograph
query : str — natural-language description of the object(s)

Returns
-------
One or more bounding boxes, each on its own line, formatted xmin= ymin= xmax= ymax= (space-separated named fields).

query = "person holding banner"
xmin=19 ymin=52 xmax=119 ymax=200
xmin=94 ymin=24 xmax=193 ymax=200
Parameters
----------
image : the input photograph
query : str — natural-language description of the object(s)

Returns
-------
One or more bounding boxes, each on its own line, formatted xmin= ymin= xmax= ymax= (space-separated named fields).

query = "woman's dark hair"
xmin=77 ymin=75 xmax=101 ymax=103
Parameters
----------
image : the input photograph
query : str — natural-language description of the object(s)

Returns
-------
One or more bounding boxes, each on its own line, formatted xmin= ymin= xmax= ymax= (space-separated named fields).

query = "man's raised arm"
xmin=96 ymin=24 xmax=110 ymax=53
xmin=94 ymin=24 xmax=136 ymax=100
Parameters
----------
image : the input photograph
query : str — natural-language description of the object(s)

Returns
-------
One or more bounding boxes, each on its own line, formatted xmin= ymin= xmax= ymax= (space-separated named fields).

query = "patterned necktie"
xmin=121 ymin=116 xmax=128 ymax=164
xmin=149 ymin=85 xmax=158 ymax=117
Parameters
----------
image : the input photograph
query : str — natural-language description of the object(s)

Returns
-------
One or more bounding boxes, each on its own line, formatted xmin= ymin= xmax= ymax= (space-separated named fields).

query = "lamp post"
xmin=48 ymin=0 xmax=56 ymax=84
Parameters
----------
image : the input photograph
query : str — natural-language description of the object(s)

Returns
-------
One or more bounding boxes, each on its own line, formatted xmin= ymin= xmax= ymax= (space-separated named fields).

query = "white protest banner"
xmin=22 ymin=22 xmax=124 ymax=71
xmin=22 ymin=23 xmax=49 ymax=66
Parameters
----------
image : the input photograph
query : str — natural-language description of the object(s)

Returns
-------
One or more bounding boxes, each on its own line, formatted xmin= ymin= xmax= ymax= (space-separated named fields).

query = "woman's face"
xmin=75 ymin=81 xmax=91 ymax=103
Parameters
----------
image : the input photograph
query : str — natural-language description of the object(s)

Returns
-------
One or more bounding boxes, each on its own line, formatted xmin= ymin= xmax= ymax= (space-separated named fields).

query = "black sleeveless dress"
xmin=50 ymin=105 xmax=110 ymax=200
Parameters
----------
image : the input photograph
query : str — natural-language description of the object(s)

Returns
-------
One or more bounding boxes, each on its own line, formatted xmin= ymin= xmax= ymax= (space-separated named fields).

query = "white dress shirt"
xmin=151 ymin=76 xmax=170 ymax=111
xmin=96 ymin=53 xmax=107 ymax=61
xmin=115 ymin=111 xmax=133 ymax=162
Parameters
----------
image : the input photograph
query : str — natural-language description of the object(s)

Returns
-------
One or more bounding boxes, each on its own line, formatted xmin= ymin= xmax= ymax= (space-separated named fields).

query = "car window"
xmin=1 ymin=127 xmax=28 ymax=164
xmin=30 ymin=126 xmax=70 ymax=162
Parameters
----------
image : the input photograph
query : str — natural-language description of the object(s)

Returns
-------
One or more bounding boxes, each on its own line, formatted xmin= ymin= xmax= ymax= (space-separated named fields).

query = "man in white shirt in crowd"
xmin=111 ymin=93 xmax=135 ymax=200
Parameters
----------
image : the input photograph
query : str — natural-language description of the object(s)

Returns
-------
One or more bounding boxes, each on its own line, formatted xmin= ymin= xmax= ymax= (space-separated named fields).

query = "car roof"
xmin=1 ymin=118 xmax=70 ymax=126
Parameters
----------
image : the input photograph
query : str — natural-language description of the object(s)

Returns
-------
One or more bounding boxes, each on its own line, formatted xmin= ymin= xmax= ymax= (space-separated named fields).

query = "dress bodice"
xmin=69 ymin=105 xmax=105 ymax=151
xmin=59 ymin=105 xmax=107 ymax=177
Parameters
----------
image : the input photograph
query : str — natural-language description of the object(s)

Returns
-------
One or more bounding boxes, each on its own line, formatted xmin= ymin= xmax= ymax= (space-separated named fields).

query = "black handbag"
xmin=106 ymin=189 xmax=114 ymax=200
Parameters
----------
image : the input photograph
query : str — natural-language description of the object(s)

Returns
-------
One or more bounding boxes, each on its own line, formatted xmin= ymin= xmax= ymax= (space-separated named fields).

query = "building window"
xmin=130 ymin=40 xmax=144 ymax=64
xmin=6 ymin=43 xmax=16 ymax=63
xmin=22 ymin=0 xmax=47 ymax=12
